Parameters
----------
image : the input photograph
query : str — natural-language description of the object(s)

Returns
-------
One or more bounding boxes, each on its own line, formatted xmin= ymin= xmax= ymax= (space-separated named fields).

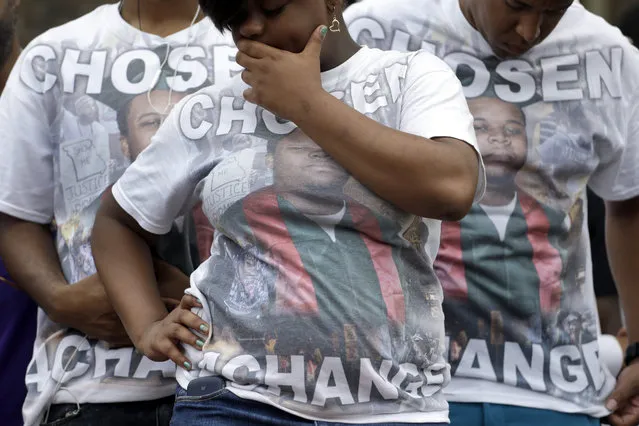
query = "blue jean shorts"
xmin=171 ymin=377 xmax=446 ymax=426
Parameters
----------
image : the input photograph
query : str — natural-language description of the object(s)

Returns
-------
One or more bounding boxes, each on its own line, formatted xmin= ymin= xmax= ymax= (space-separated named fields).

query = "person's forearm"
xmin=0 ymin=213 xmax=70 ymax=321
xmin=606 ymin=197 xmax=639 ymax=342
xmin=293 ymin=90 xmax=479 ymax=220
xmin=91 ymin=192 xmax=167 ymax=346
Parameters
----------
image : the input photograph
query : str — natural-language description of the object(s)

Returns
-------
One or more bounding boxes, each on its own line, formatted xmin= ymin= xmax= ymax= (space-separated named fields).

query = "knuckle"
xmin=170 ymin=322 xmax=182 ymax=335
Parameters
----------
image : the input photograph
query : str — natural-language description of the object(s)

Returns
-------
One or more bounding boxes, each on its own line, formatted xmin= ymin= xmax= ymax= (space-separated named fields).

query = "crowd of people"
xmin=0 ymin=0 xmax=638 ymax=425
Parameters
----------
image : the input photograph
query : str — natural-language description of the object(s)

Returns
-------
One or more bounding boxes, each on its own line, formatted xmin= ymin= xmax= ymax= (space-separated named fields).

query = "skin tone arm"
xmin=293 ymin=93 xmax=479 ymax=220
xmin=0 ymin=213 xmax=131 ymax=345
xmin=91 ymin=190 xmax=209 ymax=368
xmin=0 ymin=212 xmax=190 ymax=346
xmin=237 ymin=27 xmax=480 ymax=221
xmin=605 ymin=197 xmax=639 ymax=426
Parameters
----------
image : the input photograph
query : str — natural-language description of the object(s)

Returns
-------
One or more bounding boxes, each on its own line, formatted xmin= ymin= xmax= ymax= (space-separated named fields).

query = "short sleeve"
xmin=0 ymin=49 xmax=56 ymax=224
xmin=112 ymin=95 xmax=210 ymax=235
xmin=588 ymin=93 xmax=639 ymax=201
xmin=400 ymin=52 xmax=486 ymax=201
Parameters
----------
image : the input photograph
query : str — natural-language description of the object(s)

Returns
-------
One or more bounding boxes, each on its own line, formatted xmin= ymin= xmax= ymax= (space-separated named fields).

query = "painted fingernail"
xmin=184 ymin=361 xmax=192 ymax=370
xmin=200 ymin=324 xmax=209 ymax=333
xmin=196 ymin=339 xmax=205 ymax=348
xmin=320 ymin=26 xmax=328 ymax=39
xmin=606 ymin=399 xmax=618 ymax=411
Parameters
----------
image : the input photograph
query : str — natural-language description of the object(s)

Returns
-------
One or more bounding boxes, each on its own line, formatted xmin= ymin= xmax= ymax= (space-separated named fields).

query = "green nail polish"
xmin=196 ymin=339 xmax=205 ymax=348
xmin=184 ymin=361 xmax=192 ymax=370
xmin=320 ymin=26 xmax=328 ymax=38
xmin=200 ymin=324 xmax=209 ymax=333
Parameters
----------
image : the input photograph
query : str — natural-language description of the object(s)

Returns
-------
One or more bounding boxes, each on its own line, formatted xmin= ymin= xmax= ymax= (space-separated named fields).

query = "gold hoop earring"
xmin=329 ymin=7 xmax=341 ymax=32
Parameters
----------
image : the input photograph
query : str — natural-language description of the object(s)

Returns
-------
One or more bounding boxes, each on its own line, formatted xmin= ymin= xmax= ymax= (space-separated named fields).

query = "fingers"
xmin=235 ymin=51 xmax=260 ymax=70
xmin=178 ymin=309 xmax=210 ymax=336
xmin=607 ymin=370 xmax=639 ymax=425
xmin=243 ymin=87 xmax=257 ymax=105
xmin=162 ymin=297 xmax=181 ymax=312
xmin=608 ymin=409 xmax=639 ymax=426
xmin=241 ymin=69 xmax=255 ymax=87
xmin=236 ymin=39 xmax=279 ymax=60
xmin=180 ymin=293 xmax=204 ymax=310
xmin=168 ymin=320 xmax=206 ymax=350
xmin=155 ymin=336 xmax=194 ymax=371
xmin=178 ymin=295 xmax=210 ymax=336
xmin=303 ymin=25 xmax=328 ymax=57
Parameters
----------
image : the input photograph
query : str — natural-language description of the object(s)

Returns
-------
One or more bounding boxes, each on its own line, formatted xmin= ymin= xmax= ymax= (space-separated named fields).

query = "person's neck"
xmin=481 ymin=185 xmax=517 ymax=207
xmin=320 ymin=20 xmax=362 ymax=72
xmin=0 ymin=38 xmax=20 ymax=93
xmin=120 ymin=0 xmax=204 ymax=37
xmin=281 ymin=192 xmax=344 ymax=216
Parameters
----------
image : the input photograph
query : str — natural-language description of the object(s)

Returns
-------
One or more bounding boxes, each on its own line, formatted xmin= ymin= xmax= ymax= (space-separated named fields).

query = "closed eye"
xmin=263 ymin=5 xmax=286 ymax=17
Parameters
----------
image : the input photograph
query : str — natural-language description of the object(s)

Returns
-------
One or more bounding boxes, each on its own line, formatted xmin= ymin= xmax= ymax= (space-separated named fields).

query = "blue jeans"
xmin=171 ymin=384 xmax=445 ymax=426
xmin=449 ymin=402 xmax=600 ymax=426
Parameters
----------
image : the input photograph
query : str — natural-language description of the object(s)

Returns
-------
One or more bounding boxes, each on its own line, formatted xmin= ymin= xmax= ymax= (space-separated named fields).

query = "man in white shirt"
xmin=346 ymin=1 xmax=639 ymax=425
xmin=0 ymin=1 xmax=237 ymax=424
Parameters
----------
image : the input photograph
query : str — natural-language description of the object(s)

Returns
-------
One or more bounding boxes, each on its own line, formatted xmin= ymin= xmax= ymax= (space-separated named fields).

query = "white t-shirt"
xmin=0 ymin=4 xmax=238 ymax=425
xmin=113 ymin=46 xmax=485 ymax=423
xmin=480 ymin=196 xmax=517 ymax=241
xmin=346 ymin=0 xmax=639 ymax=418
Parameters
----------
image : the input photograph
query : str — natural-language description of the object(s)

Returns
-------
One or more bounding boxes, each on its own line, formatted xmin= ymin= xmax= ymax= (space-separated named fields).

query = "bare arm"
xmin=236 ymin=30 xmax=480 ymax=220
xmin=0 ymin=212 xmax=130 ymax=345
xmin=605 ymin=196 xmax=639 ymax=426
xmin=91 ymin=189 xmax=167 ymax=346
xmin=0 ymin=213 xmax=65 ymax=315
xmin=606 ymin=197 xmax=639 ymax=344
xmin=92 ymin=189 xmax=208 ymax=367
xmin=294 ymin=91 xmax=479 ymax=220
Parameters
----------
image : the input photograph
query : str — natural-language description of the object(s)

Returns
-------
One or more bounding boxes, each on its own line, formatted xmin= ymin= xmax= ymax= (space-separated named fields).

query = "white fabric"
xmin=480 ymin=196 xmax=518 ymax=241
xmin=113 ymin=46 xmax=484 ymax=423
xmin=0 ymin=4 xmax=236 ymax=425
xmin=304 ymin=203 xmax=347 ymax=243
xmin=345 ymin=0 xmax=639 ymax=418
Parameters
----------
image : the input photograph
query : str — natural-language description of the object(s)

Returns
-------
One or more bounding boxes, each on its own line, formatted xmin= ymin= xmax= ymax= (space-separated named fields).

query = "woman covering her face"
xmin=91 ymin=0 xmax=485 ymax=424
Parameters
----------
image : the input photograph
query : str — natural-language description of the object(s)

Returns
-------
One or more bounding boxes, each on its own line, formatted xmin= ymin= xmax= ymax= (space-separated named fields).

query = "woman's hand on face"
xmin=236 ymin=25 xmax=328 ymax=123
xmin=136 ymin=294 xmax=210 ymax=371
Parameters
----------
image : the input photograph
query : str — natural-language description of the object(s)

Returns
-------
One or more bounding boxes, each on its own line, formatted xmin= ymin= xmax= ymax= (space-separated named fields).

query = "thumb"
xmin=607 ymin=375 xmax=635 ymax=412
xmin=303 ymin=25 xmax=328 ymax=57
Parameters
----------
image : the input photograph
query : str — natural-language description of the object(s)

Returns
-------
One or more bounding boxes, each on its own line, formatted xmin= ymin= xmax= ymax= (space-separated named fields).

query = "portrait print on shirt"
xmin=344 ymin=1 xmax=637 ymax=415
xmin=193 ymin=79 xmax=448 ymax=419
xmin=0 ymin=5 xmax=238 ymax=424
xmin=113 ymin=45 xmax=483 ymax=423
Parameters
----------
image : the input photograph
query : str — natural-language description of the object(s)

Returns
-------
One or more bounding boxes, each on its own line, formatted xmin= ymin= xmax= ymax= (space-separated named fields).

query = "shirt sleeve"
xmin=399 ymin=51 xmax=486 ymax=202
xmin=112 ymin=94 xmax=210 ymax=235
xmin=0 ymin=48 xmax=56 ymax=224
xmin=588 ymin=92 xmax=639 ymax=201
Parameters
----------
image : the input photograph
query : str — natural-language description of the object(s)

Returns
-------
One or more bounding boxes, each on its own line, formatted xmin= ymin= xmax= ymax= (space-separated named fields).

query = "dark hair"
xmin=618 ymin=4 xmax=639 ymax=46
xmin=199 ymin=0 xmax=350 ymax=31
xmin=199 ymin=0 xmax=248 ymax=32
xmin=116 ymin=99 xmax=133 ymax=138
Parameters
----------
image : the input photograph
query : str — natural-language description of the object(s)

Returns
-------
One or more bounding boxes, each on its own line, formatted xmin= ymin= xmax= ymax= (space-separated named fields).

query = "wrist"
xmin=132 ymin=317 xmax=162 ymax=351
xmin=290 ymin=87 xmax=331 ymax=126
xmin=45 ymin=282 xmax=75 ymax=324
xmin=132 ymin=311 xmax=167 ymax=347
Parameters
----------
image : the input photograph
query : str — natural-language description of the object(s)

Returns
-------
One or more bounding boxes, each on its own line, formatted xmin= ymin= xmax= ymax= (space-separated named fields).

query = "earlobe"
xmin=325 ymin=0 xmax=343 ymax=13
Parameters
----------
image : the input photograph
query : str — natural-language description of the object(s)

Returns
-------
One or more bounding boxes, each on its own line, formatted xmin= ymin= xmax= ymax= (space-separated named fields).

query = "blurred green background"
xmin=16 ymin=0 xmax=637 ymax=44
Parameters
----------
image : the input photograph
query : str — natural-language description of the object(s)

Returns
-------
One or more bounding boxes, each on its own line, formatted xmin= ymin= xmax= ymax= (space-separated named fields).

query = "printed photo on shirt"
xmin=159 ymin=50 xmax=467 ymax=418
xmin=6 ymin=9 xmax=239 ymax=423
